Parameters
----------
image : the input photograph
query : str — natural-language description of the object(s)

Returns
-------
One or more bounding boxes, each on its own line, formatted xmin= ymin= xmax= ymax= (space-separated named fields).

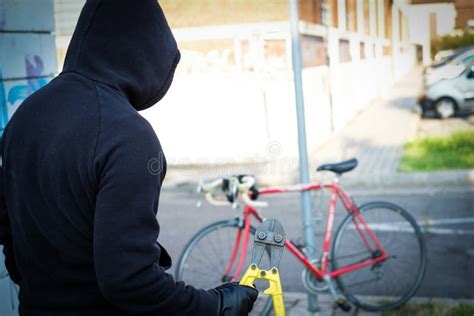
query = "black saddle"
xmin=316 ymin=158 xmax=358 ymax=174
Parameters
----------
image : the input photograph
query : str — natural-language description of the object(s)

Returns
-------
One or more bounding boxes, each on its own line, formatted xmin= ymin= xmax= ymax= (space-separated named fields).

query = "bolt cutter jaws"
xmin=252 ymin=219 xmax=286 ymax=270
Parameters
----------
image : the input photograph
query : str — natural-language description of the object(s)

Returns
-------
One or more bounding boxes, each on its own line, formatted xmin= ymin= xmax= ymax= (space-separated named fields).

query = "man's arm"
xmin=92 ymin=117 xmax=218 ymax=315
xmin=0 ymin=141 xmax=22 ymax=285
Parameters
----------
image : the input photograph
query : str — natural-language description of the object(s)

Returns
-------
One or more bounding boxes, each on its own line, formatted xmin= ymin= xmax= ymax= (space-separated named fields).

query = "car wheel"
xmin=434 ymin=98 xmax=456 ymax=119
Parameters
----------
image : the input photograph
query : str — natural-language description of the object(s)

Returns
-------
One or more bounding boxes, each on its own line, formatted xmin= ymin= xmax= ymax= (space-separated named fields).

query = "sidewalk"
xmin=164 ymin=67 xmax=474 ymax=190
xmin=308 ymin=66 xmax=474 ymax=189
xmin=278 ymin=292 xmax=474 ymax=316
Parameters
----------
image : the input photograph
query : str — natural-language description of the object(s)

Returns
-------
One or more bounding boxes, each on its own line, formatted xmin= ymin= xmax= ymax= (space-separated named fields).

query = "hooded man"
xmin=0 ymin=1 xmax=257 ymax=315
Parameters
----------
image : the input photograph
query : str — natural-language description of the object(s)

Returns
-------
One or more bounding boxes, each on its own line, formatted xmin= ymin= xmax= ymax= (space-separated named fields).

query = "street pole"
xmin=288 ymin=0 xmax=319 ymax=312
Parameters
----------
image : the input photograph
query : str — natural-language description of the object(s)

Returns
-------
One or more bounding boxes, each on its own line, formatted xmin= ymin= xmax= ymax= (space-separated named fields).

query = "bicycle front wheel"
xmin=331 ymin=202 xmax=426 ymax=311
xmin=175 ymin=219 xmax=273 ymax=315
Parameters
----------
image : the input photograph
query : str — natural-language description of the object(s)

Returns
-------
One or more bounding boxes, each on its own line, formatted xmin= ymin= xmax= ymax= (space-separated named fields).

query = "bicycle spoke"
xmin=343 ymin=276 xmax=381 ymax=288
xmin=332 ymin=203 xmax=426 ymax=311
xmin=176 ymin=222 xmax=274 ymax=315
xmin=333 ymin=250 xmax=370 ymax=260
xmin=206 ymin=228 xmax=227 ymax=270
xmin=195 ymin=241 xmax=223 ymax=273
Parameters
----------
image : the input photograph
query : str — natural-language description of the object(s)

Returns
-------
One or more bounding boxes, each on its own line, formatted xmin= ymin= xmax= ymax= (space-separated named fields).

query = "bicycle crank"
xmin=301 ymin=258 xmax=329 ymax=294
xmin=239 ymin=219 xmax=286 ymax=316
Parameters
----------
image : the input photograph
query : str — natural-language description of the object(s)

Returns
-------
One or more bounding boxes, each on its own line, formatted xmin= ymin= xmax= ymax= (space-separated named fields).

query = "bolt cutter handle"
xmin=239 ymin=264 xmax=286 ymax=316
xmin=239 ymin=219 xmax=286 ymax=316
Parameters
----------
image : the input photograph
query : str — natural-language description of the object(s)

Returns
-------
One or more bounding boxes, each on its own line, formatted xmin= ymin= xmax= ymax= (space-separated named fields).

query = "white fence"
xmin=142 ymin=22 xmax=416 ymax=164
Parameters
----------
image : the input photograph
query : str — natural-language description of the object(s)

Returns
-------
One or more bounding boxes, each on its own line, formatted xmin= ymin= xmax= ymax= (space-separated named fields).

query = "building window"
xmin=339 ymin=39 xmax=351 ymax=63
xmin=360 ymin=42 xmax=366 ymax=60
xmin=301 ymin=35 xmax=326 ymax=68
xmin=299 ymin=0 xmax=321 ymax=24
xmin=264 ymin=39 xmax=287 ymax=71
xmin=345 ymin=0 xmax=357 ymax=32
xmin=374 ymin=0 xmax=379 ymax=36
xmin=384 ymin=0 xmax=392 ymax=40
xmin=363 ymin=0 xmax=370 ymax=35
xmin=376 ymin=0 xmax=385 ymax=38
xmin=330 ymin=0 xmax=338 ymax=27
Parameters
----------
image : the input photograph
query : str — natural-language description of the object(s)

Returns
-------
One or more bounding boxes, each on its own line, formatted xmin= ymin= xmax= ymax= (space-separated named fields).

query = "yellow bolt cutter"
xmin=239 ymin=219 xmax=286 ymax=316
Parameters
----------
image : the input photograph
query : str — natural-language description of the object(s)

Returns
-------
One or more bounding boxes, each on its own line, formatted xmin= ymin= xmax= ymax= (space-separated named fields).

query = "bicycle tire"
xmin=331 ymin=201 xmax=427 ymax=311
xmin=175 ymin=219 xmax=273 ymax=316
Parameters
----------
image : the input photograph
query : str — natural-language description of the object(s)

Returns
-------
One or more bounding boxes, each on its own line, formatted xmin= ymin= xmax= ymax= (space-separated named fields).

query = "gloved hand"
xmin=211 ymin=282 xmax=258 ymax=316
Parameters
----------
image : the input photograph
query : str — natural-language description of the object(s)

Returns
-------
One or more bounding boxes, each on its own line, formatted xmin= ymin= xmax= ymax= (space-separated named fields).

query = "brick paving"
xmin=280 ymin=292 xmax=474 ymax=316
xmin=310 ymin=67 xmax=423 ymax=182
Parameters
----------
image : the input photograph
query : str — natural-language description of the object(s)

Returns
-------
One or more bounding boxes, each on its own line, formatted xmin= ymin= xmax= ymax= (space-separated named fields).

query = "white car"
xmin=424 ymin=49 xmax=474 ymax=86
xmin=434 ymin=49 xmax=455 ymax=62
xmin=418 ymin=64 xmax=474 ymax=118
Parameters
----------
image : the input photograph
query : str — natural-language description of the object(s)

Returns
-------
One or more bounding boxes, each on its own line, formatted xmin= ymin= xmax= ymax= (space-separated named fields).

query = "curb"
xmin=341 ymin=169 xmax=474 ymax=189
xmin=162 ymin=168 xmax=474 ymax=192
xmin=279 ymin=292 xmax=474 ymax=316
xmin=283 ymin=291 xmax=474 ymax=305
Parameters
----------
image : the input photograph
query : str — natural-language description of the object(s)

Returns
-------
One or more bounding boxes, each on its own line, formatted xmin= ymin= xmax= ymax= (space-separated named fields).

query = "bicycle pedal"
xmin=335 ymin=298 xmax=352 ymax=312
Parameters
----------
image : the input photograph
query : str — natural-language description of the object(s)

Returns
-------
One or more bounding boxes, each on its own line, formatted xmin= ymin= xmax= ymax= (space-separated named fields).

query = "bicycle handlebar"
xmin=199 ymin=176 xmax=268 ymax=208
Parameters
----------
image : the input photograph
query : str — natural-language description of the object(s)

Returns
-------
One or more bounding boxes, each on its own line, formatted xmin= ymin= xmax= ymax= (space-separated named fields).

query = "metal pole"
xmin=288 ymin=0 xmax=319 ymax=313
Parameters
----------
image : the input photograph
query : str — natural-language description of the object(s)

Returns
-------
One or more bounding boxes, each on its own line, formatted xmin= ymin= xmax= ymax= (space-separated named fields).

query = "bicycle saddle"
xmin=316 ymin=158 xmax=358 ymax=174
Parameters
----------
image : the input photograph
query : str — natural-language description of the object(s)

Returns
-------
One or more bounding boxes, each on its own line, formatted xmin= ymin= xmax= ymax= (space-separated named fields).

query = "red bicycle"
xmin=175 ymin=159 xmax=426 ymax=314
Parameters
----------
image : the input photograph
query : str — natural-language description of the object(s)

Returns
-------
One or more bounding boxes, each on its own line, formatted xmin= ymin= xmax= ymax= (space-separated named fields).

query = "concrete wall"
xmin=0 ymin=0 xmax=57 ymax=133
xmin=52 ymin=0 xmax=417 ymax=167
xmin=0 ymin=0 xmax=57 ymax=314
xmin=141 ymin=18 xmax=415 ymax=164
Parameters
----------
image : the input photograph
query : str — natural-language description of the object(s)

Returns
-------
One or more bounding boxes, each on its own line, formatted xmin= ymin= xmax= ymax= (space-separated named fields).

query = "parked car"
xmin=424 ymin=48 xmax=474 ymax=86
xmin=418 ymin=63 xmax=474 ymax=118
xmin=424 ymin=45 xmax=474 ymax=74
xmin=433 ymin=49 xmax=455 ymax=63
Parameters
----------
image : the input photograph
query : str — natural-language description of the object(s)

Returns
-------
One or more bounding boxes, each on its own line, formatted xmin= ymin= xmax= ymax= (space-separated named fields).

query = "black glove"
xmin=211 ymin=282 xmax=258 ymax=316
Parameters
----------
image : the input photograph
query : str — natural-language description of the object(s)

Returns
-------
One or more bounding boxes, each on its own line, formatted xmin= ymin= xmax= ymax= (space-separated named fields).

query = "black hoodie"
xmin=0 ymin=1 xmax=218 ymax=315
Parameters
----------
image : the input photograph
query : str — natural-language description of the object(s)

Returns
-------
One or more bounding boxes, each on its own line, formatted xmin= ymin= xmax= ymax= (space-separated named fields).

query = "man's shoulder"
xmin=3 ymin=73 xmax=100 ymax=139
xmin=93 ymin=82 xmax=158 ymax=144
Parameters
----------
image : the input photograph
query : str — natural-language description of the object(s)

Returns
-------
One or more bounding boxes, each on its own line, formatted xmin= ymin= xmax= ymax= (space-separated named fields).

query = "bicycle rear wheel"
xmin=331 ymin=202 xmax=426 ymax=311
xmin=175 ymin=219 xmax=273 ymax=315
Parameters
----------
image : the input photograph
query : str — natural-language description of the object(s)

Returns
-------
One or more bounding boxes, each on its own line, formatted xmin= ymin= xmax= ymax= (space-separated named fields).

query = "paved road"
xmin=158 ymin=186 xmax=474 ymax=300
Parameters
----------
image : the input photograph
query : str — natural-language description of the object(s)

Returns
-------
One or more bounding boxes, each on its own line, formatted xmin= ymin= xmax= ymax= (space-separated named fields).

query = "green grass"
xmin=381 ymin=302 xmax=474 ymax=316
xmin=431 ymin=29 xmax=474 ymax=58
xmin=399 ymin=130 xmax=474 ymax=172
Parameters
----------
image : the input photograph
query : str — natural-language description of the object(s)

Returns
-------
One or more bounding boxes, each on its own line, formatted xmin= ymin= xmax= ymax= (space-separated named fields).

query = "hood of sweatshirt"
xmin=62 ymin=0 xmax=180 ymax=111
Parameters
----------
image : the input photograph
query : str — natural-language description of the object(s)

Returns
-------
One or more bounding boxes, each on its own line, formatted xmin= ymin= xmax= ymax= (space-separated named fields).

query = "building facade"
xmin=411 ymin=0 xmax=474 ymax=29
xmin=53 ymin=1 xmax=450 ymax=166
xmin=138 ymin=0 xmax=418 ymax=164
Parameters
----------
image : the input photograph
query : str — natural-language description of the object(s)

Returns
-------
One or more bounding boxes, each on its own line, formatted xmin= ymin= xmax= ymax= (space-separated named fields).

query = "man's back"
xmin=3 ymin=72 xmax=110 ymax=313
xmin=0 ymin=1 xmax=220 ymax=315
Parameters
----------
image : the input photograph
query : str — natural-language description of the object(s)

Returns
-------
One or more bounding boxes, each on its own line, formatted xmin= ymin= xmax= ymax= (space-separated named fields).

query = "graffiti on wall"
xmin=0 ymin=261 xmax=18 ymax=313
xmin=0 ymin=54 xmax=49 ymax=314
xmin=0 ymin=55 xmax=49 ymax=131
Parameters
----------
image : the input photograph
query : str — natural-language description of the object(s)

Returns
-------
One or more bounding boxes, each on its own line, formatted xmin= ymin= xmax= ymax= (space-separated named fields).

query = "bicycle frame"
xmin=224 ymin=179 xmax=388 ymax=282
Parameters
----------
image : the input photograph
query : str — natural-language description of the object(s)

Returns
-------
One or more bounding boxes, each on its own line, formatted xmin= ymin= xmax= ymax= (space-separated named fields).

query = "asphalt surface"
xmin=158 ymin=185 xmax=474 ymax=300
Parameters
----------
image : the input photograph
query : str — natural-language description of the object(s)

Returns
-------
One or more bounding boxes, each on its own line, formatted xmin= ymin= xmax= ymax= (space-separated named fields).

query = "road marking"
xmin=419 ymin=217 xmax=474 ymax=226
xmin=349 ymin=217 xmax=474 ymax=235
